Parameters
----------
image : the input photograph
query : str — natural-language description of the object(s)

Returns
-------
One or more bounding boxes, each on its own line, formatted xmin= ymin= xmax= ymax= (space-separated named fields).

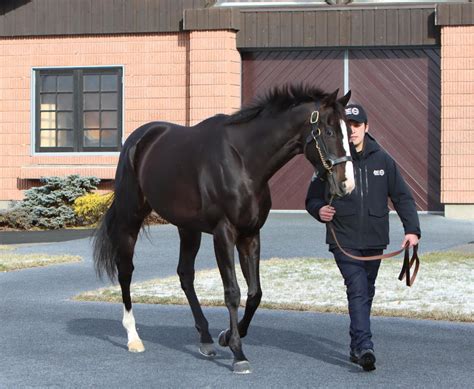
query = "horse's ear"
xmin=324 ymin=89 xmax=339 ymax=106
xmin=338 ymin=90 xmax=351 ymax=107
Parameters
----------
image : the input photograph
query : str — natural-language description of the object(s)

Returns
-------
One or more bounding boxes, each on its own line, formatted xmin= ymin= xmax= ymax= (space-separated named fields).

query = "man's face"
xmin=348 ymin=120 xmax=368 ymax=150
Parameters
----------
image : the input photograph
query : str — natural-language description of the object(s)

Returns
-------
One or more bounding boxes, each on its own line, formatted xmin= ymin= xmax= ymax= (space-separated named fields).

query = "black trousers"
xmin=331 ymin=247 xmax=382 ymax=352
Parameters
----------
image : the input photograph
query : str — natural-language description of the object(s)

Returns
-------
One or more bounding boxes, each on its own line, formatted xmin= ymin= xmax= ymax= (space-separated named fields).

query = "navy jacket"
xmin=306 ymin=134 xmax=421 ymax=250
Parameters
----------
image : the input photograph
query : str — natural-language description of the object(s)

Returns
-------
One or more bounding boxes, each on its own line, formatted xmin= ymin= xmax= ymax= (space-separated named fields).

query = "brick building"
xmin=0 ymin=0 xmax=473 ymax=218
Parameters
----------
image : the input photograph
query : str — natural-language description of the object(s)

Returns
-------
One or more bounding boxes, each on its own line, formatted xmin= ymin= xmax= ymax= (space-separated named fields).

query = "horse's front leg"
xmin=220 ymin=233 xmax=262 ymax=342
xmin=213 ymin=221 xmax=251 ymax=374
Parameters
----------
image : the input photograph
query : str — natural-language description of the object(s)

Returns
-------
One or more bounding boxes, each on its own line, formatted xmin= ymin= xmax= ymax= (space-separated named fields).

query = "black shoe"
xmin=358 ymin=349 xmax=376 ymax=371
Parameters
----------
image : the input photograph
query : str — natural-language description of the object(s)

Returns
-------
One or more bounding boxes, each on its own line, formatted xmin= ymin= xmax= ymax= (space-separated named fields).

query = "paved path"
xmin=1 ymin=213 xmax=473 ymax=388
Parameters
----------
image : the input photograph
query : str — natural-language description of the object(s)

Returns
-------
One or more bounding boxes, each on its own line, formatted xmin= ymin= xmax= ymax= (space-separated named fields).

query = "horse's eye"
xmin=325 ymin=128 xmax=334 ymax=137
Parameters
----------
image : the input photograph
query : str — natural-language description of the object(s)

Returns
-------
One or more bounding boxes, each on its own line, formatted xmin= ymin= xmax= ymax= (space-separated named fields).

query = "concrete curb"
xmin=0 ymin=228 xmax=94 ymax=245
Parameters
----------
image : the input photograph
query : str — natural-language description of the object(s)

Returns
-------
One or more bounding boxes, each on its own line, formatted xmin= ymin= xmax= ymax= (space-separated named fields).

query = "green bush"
xmin=2 ymin=175 xmax=100 ymax=230
xmin=73 ymin=192 xmax=113 ymax=226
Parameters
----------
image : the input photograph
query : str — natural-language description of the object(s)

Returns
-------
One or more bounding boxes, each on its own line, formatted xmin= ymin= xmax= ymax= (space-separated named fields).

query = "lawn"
xmin=0 ymin=245 xmax=82 ymax=271
xmin=76 ymin=251 xmax=473 ymax=322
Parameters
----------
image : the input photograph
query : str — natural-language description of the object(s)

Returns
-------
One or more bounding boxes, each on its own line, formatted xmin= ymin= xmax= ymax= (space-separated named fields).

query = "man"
xmin=305 ymin=103 xmax=420 ymax=371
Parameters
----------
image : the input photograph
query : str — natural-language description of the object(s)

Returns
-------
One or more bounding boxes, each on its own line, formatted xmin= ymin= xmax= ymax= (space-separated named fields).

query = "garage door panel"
xmin=349 ymin=48 xmax=441 ymax=211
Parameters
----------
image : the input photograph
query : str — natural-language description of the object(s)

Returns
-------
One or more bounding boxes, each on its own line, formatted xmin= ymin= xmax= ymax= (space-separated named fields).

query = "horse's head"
xmin=303 ymin=89 xmax=355 ymax=198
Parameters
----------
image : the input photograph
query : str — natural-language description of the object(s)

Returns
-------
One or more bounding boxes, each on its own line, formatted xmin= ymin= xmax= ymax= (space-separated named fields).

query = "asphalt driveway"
xmin=1 ymin=213 xmax=473 ymax=388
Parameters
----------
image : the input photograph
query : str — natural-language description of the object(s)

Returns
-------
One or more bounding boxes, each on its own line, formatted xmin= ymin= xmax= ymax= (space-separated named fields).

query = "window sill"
xmin=19 ymin=165 xmax=117 ymax=179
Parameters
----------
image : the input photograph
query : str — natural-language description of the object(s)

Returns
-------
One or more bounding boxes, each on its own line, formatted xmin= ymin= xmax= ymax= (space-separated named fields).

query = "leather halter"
xmin=306 ymin=110 xmax=352 ymax=176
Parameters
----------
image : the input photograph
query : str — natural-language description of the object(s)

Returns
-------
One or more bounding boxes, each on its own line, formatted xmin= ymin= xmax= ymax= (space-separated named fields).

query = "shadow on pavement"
xmin=67 ymin=318 xmax=360 ymax=373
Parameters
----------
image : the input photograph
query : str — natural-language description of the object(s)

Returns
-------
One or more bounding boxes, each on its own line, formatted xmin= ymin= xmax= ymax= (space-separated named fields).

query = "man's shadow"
xmin=67 ymin=317 xmax=360 ymax=372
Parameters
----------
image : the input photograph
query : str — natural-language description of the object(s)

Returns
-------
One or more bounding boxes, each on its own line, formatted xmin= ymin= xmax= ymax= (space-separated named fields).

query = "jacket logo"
xmin=373 ymin=169 xmax=385 ymax=176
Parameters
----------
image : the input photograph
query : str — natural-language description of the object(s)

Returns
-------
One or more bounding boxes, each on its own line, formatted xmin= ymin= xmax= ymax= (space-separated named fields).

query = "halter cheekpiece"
xmin=308 ymin=109 xmax=352 ymax=175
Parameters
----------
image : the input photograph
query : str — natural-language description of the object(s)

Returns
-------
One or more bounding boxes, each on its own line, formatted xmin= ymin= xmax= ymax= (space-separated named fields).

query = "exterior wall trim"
xmin=236 ymin=7 xmax=439 ymax=48
xmin=183 ymin=8 xmax=241 ymax=31
xmin=436 ymin=3 xmax=474 ymax=26
xmin=1 ymin=2 xmax=443 ymax=47
xmin=0 ymin=0 xmax=209 ymax=37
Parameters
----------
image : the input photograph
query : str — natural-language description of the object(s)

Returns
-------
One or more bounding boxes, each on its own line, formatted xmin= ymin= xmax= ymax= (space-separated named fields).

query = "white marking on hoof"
xmin=122 ymin=308 xmax=144 ymax=352
xmin=199 ymin=343 xmax=217 ymax=358
xmin=233 ymin=360 xmax=252 ymax=374
xmin=128 ymin=339 xmax=145 ymax=353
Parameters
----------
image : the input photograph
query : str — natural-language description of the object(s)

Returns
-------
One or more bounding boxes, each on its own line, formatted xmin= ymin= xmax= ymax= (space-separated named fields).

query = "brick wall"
xmin=0 ymin=31 xmax=241 ymax=203
xmin=188 ymin=30 xmax=241 ymax=125
xmin=440 ymin=26 xmax=474 ymax=206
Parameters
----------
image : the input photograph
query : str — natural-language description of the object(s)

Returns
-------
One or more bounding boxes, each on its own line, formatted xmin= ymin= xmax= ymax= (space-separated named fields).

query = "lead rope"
xmin=326 ymin=195 xmax=420 ymax=286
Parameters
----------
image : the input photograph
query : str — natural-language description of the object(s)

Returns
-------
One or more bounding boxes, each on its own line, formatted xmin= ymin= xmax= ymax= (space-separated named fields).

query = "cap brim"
xmin=347 ymin=117 xmax=365 ymax=123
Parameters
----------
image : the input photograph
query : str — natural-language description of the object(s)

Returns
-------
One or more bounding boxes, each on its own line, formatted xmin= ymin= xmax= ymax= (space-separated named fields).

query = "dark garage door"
xmin=242 ymin=50 xmax=344 ymax=210
xmin=242 ymin=48 xmax=441 ymax=211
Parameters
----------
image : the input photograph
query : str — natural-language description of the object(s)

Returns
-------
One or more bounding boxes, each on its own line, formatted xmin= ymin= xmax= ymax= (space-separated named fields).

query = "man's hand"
xmin=319 ymin=205 xmax=336 ymax=222
xmin=401 ymin=233 xmax=419 ymax=248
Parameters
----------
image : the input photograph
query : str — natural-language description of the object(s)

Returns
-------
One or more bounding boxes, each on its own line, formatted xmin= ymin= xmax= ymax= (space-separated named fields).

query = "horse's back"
xmin=127 ymin=114 xmax=229 ymax=147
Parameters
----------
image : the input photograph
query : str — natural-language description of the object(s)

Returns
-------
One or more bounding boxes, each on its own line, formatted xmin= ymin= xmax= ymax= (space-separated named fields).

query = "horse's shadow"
xmin=67 ymin=317 xmax=360 ymax=372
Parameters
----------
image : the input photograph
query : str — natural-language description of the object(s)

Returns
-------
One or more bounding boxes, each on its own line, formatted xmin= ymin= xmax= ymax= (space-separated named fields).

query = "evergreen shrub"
xmin=1 ymin=175 xmax=100 ymax=230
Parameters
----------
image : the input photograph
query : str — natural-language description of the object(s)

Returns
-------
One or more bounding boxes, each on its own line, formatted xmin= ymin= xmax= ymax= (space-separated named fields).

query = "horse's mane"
xmin=226 ymin=84 xmax=329 ymax=125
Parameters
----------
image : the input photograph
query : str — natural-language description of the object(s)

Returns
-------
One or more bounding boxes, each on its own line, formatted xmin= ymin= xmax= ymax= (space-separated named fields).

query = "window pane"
xmin=41 ymin=94 xmax=56 ymax=110
xmin=57 ymin=112 xmax=73 ymax=129
xmin=84 ymin=75 xmax=100 ymax=92
xmin=84 ymin=111 xmax=100 ymax=128
xmin=41 ymin=111 xmax=56 ymax=129
xmin=57 ymin=130 xmax=74 ymax=147
xmin=101 ymin=130 xmax=118 ymax=147
xmin=57 ymin=75 xmax=73 ymax=92
xmin=40 ymin=130 xmax=56 ymax=147
xmin=84 ymin=93 xmax=100 ymax=110
xmin=57 ymin=94 xmax=73 ymax=110
xmin=101 ymin=74 xmax=117 ymax=91
xmin=83 ymin=130 xmax=100 ymax=147
xmin=101 ymin=93 xmax=117 ymax=110
xmin=41 ymin=75 xmax=56 ymax=92
xmin=102 ymin=112 xmax=117 ymax=128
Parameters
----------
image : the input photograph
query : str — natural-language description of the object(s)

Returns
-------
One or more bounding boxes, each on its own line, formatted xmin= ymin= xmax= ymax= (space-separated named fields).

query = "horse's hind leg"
xmin=117 ymin=206 xmax=150 ymax=353
xmin=177 ymin=228 xmax=216 ymax=357
xmin=219 ymin=233 xmax=262 ymax=344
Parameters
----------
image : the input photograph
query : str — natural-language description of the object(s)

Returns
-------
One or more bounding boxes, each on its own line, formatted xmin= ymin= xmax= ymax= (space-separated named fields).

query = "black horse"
xmin=93 ymin=85 xmax=354 ymax=373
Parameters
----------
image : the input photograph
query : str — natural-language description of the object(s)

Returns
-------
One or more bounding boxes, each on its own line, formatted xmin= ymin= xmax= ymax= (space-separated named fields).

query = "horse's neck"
xmin=233 ymin=112 xmax=305 ymax=186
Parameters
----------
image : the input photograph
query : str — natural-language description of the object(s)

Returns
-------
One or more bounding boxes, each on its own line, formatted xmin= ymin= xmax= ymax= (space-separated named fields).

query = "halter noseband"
xmin=307 ymin=109 xmax=352 ymax=176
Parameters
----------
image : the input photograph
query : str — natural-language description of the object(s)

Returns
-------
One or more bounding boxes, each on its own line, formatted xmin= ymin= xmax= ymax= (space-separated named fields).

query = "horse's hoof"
xmin=218 ymin=329 xmax=230 ymax=347
xmin=233 ymin=360 xmax=252 ymax=374
xmin=128 ymin=339 xmax=145 ymax=353
xmin=199 ymin=343 xmax=217 ymax=358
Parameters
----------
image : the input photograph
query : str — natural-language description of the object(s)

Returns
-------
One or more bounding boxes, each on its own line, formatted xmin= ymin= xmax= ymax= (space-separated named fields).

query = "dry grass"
xmin=76 ymin=251 xmax=474 ymax=322
xmin=0 ymin=245 xmax=81 ymax=271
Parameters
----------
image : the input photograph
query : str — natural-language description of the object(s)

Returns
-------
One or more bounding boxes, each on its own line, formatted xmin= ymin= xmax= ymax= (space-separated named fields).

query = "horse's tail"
xmin=93 ymin=196 xmax=120 ymax=282
xmin=93 ymin=126 xmax=152 ymax=282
